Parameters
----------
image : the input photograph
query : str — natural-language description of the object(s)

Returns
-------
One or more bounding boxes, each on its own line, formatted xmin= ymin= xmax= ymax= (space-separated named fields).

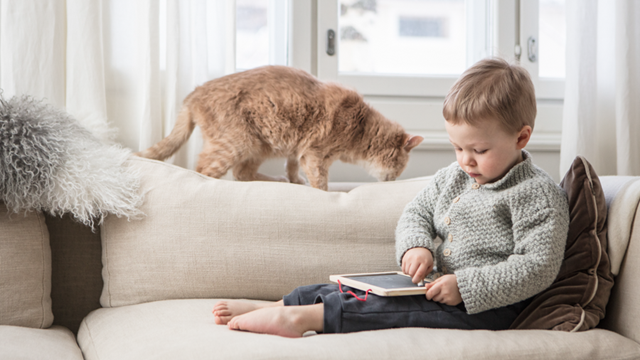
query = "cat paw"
xmin=288 ymin=176 xmax=307 ymax=185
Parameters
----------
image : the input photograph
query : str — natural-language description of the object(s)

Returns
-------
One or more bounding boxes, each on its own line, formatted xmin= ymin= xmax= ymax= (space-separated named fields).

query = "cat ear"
xmin=404 ymin=135 xmax=424 ymax=152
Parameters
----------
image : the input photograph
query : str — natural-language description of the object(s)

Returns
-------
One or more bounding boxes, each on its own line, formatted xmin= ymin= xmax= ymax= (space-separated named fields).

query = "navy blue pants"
xmin=283 ymin=283 xmax=531 ymax=334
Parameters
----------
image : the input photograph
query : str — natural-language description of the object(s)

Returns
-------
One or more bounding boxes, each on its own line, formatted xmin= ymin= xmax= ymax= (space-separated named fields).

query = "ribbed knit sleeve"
xmin=394 ymin=168 xmax=446 ymax=266
xmin=455 ymin=181 xmax=570 ymax=314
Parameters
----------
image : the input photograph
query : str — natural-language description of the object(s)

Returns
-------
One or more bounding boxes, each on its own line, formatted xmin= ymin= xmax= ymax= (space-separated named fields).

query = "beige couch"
xmin=1 ymin=157 xmax=639 ymax=360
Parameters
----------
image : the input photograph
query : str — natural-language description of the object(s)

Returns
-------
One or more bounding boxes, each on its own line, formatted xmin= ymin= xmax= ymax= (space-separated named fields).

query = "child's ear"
xmin=516 ymin=125 xmax=532 ymax=149
xmin=404 ymin=135 xmax=424 ymax=152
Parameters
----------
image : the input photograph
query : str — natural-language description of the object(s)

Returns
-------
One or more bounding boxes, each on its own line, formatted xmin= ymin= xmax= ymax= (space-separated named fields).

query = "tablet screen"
xmin=343 ymin=273 xmax=423 ymax=289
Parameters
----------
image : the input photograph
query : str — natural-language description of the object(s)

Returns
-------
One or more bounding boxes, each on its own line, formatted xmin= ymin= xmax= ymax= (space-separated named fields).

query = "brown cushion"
xmin=510 ymin=156 xmax=614 ymax=331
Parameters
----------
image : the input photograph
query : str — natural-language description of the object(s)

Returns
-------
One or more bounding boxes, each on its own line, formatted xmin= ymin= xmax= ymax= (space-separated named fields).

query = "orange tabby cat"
xmin=136 ymin=66 xmax=423 ymax=190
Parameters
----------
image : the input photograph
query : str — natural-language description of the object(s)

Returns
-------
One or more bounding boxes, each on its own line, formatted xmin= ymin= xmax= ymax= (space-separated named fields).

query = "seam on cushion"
xmin=101 ymin=222 xmax=112 ymax=307
xmin=580 ymin=156 xmax=601 ymax=307
xmin=80 ymin=317 xmax=103 ymax=360
xmin=37 ymin=210 xmax=48 ymax=328
xmin=570 ymin=308 xmax=586 ymax=332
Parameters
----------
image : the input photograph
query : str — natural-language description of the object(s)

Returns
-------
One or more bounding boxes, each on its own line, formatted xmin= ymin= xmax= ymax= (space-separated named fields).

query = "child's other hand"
xmin=401 ymin=247 xmax=434 ymax=284
xmin=425 ymin=274 xmax=462 ymax=306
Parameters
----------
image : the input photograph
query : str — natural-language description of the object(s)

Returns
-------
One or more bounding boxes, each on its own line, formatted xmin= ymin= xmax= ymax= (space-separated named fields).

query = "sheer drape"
xmin=561 ymin=0 xmax=640 ymax=176
xmin=0 ymin=0 xmax=234 ymax=170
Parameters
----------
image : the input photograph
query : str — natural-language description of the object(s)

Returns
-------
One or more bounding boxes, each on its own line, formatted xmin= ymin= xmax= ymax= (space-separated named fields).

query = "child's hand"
xmin=401 ymin=247 xmax=434 ymax=284
xmin=425 ymin=274 xmax=462 ymax=306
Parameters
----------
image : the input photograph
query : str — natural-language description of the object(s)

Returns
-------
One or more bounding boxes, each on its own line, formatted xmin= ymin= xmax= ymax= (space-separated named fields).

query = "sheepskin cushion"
xmin=0 ymin=95 xmax=143 ymax=228
xmin=0 ymin=204 xmax=53 ymax=328
xmin=510 ymin=156 xmax=614 ymax=331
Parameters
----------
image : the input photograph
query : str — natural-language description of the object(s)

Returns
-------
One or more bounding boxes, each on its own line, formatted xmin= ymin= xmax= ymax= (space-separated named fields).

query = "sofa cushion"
xmin=510 ymin=156 xmax=614 ymax=331
xmin=0 ymin=325 xmax=84 ymax=360
xmin=100 ymin=158 xmax=432 ymax=307
xmin=77 ymin=299 xmax=640 ymax=360
xmin=0 ymin=204 xmax=53 ymax=328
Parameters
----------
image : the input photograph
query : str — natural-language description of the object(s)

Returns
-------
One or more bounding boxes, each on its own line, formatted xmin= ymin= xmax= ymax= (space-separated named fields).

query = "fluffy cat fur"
xmin=137 ymin=66 xmax=423 ymax=190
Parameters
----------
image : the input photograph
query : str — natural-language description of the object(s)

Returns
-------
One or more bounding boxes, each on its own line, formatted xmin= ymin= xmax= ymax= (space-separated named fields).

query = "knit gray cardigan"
xmin=395 ymin=151 xmax=570 ymax=314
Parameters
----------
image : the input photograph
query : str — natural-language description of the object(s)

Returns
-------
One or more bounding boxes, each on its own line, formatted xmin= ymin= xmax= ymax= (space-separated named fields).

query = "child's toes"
xmin=212 ymin=301 xmax=228 ymax=312
xmin=214 ymin=314 xmax=232 ymax=325
xmin=221 ymin=315 xmax=234 ymax=325
xmin=213 ymin=308 xmax=231 ymax=316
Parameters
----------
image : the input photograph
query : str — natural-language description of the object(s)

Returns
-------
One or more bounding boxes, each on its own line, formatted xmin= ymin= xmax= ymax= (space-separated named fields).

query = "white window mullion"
xmin=226 ymin=0 xmax=236 ymax=74
xmin=466 ymin=0 xmax=491 ymax=66
xmin=269 ymin=0 xmax=288 ymax=66
xmin=316 ymin=0 xmax=339 ymax=81
xmin=519 ymin=0 xmax=540 ymax=83
xmin=490 ymin=0 xmax=517 ymax=60
xmin=289 ymin=0 xmax=316 ymax=74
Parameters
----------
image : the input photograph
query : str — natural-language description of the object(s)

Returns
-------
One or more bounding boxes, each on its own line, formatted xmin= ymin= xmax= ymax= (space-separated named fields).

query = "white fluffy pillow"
xmin=0 ymin=95 xmax=143 ymax=228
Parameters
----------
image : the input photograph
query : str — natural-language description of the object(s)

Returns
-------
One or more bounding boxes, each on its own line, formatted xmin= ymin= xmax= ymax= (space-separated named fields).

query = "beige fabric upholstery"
xmin=599 ymin=176 xmax=640 ymax=275
xmin=0 ymin=325 xmax=84 ymax=360
xmin=601 ymin=207 xmax=640 ymax=344
xmin=100 ymin=158 xmax=431 ymax=307
xmin=0 ymin=206 xmax=53 ymax=328
xmin=77 ymin=299 xmax=640 ymax=360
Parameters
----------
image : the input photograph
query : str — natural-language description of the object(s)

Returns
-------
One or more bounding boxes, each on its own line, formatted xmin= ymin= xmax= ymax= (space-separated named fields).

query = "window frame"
xmin=517 ymin=0 xmax=564 ymax=100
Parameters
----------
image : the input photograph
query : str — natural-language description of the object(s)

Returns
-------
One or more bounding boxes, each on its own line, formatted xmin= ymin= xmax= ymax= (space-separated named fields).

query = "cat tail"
xmin=135 ymin=106 xmax=195 ymax=160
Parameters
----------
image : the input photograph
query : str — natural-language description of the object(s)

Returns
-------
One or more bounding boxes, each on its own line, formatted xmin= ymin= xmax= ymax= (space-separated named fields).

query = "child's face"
xmin=445 ymin=119 xmax=531 ymax=185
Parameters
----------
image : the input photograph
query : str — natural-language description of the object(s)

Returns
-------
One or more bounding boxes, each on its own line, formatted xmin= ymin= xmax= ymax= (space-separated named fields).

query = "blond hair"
xmin=443 ymin=58 xmax=536 ymax=133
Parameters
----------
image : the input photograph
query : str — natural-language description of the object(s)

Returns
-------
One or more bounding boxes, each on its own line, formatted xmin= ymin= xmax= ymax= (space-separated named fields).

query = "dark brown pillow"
xmin=510 ymin=156 xmax=614 ymax=331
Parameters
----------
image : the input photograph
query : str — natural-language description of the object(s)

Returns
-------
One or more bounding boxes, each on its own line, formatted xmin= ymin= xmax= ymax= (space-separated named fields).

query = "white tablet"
xmin=330 ymin=271 xmax=433 ymax=297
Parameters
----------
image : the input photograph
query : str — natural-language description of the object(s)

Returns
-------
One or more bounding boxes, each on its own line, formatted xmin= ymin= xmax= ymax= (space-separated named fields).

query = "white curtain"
xmin=560 ymin=0 xmax=640 ymax=176
xmin=0 ymin=0 xmax=235 ymax=170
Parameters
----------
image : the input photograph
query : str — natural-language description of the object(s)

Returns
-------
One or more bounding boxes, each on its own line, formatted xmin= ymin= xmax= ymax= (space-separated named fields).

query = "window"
xmin=338 ymin=0 xmax=466 ymax=76
xmin=317 ymin=0 xmax=490 ymax=97
xmin=398 ymin=17 xmax=448 ymax=38
xmin=235 ymin=0 xmax=288 ymax=71
xmin=312 ymin=0 xmax=566 ymax=155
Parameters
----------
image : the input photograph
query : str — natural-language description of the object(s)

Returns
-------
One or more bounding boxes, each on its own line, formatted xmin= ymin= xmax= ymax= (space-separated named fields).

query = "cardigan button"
xmin=453 ymin=196 xmax=460 ymax=203
xmin=472 ymin=183 xmax=480 ymax=189
xmin=443 ymin=249 xmax=452 ymax=256
xmin=448 ymin=234 xmax=453 ymax=242
xmin=444 ymin=217 xmax=451 ymax=225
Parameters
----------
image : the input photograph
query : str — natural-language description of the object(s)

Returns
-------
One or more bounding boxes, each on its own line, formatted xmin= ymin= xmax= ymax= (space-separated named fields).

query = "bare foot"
xmin=213 ymin=300 xmax=279 ymax=325
xmin=227 ymin=304 xmax=323 ymax=338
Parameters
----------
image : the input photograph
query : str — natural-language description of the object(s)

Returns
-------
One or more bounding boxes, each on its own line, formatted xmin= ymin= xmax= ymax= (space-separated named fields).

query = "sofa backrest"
xmin=98 ymin=158 xmax=432 ymax=308
xmin=600 ymin=207 xmax=640 ymax=343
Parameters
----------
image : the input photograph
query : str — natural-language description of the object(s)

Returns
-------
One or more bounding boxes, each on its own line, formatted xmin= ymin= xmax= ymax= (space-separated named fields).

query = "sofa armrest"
xmin=601 ymin=201 xmax=640 ymax=343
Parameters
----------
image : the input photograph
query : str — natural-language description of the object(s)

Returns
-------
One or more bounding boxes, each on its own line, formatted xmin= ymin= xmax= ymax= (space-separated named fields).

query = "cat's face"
xmin=366 ymin=134 xmax=423 ymax=182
